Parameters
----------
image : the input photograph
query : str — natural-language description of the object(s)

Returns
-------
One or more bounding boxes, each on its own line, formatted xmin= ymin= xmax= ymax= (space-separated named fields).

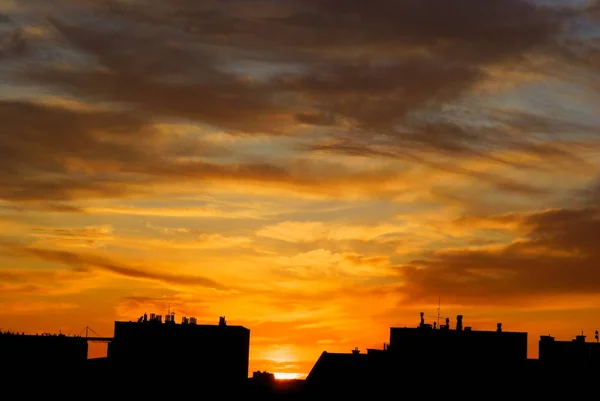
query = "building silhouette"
xmin=306 ymin=313 xmax=529 ymax=394
xmin=387 ymin=313 xmax=527 ymax=363
xmin=304 ymin=312 xmax=600 ymax=396
xmin=539 ymin=331 xmax=600 ymax=370
xmin=106 ymin=313 xmax=250 ymax=383
xmin=0 ymin=331 xmax=88 ymax=368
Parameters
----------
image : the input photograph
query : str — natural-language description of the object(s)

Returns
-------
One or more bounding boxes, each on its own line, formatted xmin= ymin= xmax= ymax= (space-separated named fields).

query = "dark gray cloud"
xmin=0 ymin=100 xmax=156 ymax=201
xmin=0 ymin=100 xmax=312 ymax=202
xmin=0 ymin=0 xmax=598 ymax=203
xmin=0 ymin=26 xmax=26 ymax=59
xmin=7 ymin=0 xmax=582 ymax=134
xmin=397 ymin=207 xmax=600 ymax=305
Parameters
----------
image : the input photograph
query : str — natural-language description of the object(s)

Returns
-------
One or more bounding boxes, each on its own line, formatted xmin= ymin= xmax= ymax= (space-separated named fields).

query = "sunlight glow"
xmin=273 ymin=372 xmax=303 ymax=380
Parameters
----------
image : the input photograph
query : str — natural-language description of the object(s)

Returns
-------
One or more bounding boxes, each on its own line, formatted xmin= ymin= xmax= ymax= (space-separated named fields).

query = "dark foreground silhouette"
xmin=2 ymin=311 xmax=599 ymax=398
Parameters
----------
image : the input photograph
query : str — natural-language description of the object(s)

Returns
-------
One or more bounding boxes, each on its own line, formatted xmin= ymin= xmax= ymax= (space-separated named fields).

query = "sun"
xmin=273 ymin=372 xmax=302 ymax=380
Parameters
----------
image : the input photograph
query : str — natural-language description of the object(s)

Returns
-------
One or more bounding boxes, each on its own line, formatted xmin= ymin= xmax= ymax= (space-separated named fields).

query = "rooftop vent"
xmin=456 ymin=315 xmax=463 ymax=331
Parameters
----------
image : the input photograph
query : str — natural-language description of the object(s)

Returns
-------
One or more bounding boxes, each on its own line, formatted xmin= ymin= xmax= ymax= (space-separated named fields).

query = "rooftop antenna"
xmin=437 ymin=296 xmax=441 ymax=329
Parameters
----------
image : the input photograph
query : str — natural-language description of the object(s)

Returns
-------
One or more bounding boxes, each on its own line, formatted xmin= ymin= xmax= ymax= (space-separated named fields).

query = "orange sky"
xmin=2 ymin=0 xmax=600 ymax=378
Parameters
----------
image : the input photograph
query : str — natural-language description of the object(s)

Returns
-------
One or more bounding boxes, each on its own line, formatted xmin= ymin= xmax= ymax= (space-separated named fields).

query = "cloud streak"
xmin=0 ymin=240 xmax=227 ymax=290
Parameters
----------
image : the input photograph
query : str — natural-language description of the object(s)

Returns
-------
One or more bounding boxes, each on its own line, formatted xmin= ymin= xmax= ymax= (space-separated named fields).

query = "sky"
xmin=1 ymin=0 xmax=600 ymax=378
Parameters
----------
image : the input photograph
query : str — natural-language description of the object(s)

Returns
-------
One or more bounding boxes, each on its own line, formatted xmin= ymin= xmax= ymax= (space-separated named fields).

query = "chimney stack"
xmin=497 ymin=323 xmax=502 ymax=332
xmin=456 ymin=315 xmax=463 ymax=331
xmin=420 ymin=312 xmax=425 ymax=327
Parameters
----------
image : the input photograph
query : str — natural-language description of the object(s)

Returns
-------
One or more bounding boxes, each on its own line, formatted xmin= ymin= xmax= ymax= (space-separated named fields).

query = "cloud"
xmin=451 ymin=211 xmax=545 ymax=235
xmin=273 ymin=249 xmax=391 ymax=280
xmin=0 ymin=0 xmax=597 ymax=207
xmin=82 ymin=205 xmax=267 ymax=219
xmin=256 ymin=221 xmax=404 ymax=243
xmin=0 ymin=301 xmax=78 ymax=315
xmin=0 ymin=240 xmax=227 ymax=290
xmin=17 ymin=12 xmax=294 ymax=134
xmin=0 ymin=266 xmax=97 ymax=298
xmin=0 ymin=14 xmax=27 ymax=59
xmin=0 ymin=99 xmax=415 ymax=203
xmin=396 ymin=207 xmax=600 ymax=306
xmin=134 ymin=234 xmax=253 ymax=251
xmin=6 ymin=0 xmax=596 ymax=148
xmin=0 ymin=267 xmax=82 ymax=283
xmin=0 ymin=283 xmax=44 ymax=296
xmin=27 ymin=225 xmax=114 ymax=248
xmin=0 ymin=100 xmax=158 ymax=201
xmin=142 ymin=223 xmax=252 ymax=248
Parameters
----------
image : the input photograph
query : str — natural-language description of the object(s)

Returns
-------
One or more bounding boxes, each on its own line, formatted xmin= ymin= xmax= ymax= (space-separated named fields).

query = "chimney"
xmin=445 ymin=317 xmax=450 ymax=329
xmin=574 ymin=331 xmax=586 ymax=343
xmin=219 ymin=316 xmax=227 ymax=326
xmin=352 ymin=347 xmax=360 ymax=355
xmin=420 ymin=312 xmax=425 ymax=327
xmin=456 ymin=315 xmax=463 ymax=331
xmin=497 ymin=323 xmax=502 ymax=332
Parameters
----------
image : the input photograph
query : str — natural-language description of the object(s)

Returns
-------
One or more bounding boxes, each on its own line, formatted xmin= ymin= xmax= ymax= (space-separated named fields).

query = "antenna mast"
xmin=437 ymin=297 xmax=441 ymax=328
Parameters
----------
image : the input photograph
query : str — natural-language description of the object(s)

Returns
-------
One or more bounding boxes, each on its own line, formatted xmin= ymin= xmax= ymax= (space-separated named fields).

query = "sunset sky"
xmin=2 ymin=0 xmax=600 ymax=378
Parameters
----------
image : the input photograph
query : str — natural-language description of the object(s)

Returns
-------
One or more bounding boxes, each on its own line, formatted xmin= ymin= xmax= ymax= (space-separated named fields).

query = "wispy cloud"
xmin=27 ymin=225 xmax=114 ymax=248
xmin=256 ymin=221 xmax=404 ymax=243
xmin=0 ymin=240 xmax=228 ymax=290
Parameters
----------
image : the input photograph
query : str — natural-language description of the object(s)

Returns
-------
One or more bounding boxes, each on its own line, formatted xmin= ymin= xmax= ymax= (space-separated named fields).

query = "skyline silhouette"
xmin=2 ymin=309 xmax=599 ymax=399
xmin=2 ymin=308 xmax=599 ymax=380
xmin=2 ymin=0 xmax=600 ymax=379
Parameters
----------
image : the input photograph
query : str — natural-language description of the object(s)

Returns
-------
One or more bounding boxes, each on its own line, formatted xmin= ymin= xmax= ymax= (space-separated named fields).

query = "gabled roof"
xmin=306 ymin=351 xmax=370 ymax=383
